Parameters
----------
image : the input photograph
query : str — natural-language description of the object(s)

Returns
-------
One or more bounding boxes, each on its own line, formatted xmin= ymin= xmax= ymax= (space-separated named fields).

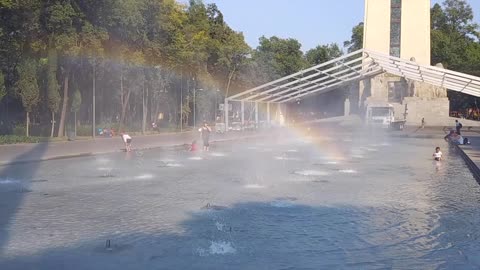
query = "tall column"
xmin=344 ymin=98 xmax=350 ymax=116
xmin=267 ymin=102 xmax=271 ymax=126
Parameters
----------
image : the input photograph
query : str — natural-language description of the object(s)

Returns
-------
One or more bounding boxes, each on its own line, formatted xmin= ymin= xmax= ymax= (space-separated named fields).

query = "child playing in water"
xmin=433 ymin=147 xmax=442 ymax=161
xmin=190 ymin=140 xmax=198 ymax=152
xmin=121 ymin=133 xmax=132 ymax=152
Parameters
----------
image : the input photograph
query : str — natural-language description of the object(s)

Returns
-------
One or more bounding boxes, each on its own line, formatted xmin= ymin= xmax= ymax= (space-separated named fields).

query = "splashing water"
xmin=0 ymin=179 xmax=20 ymax=185
xmin=158 ymin=158 xmax=175 ymax=163
xmin=96 ymin=158 xmax=110 ymax=164
xmin=189 ymin=157 xmax=203 ymax=161
xmin=360 ymin=147 xmax=378 ymax=152
xmin=270 ymin=200 xmax=295 ymax=208
xmin=208 ymin=241 xmax=236 ymax=255
xmin=339 ymin=169 xmax=357 ymax=174
xmin=165 ymin=163 xmax=183 ymax=167
xmin=274 ymin=156 xmax=300 ymax=161
xmin=134 ymin=174 xmax=154 ymax=180
xmin=215 ymin=222 xmax=225 ymax=231
xmin=210 ymin=152 xmax=227 ymax=157
xmin=293 ymin=170 xmax=329 ymax=176
xmin=325 ymin=161 xmax=339 ymax=165
xmin=244 ymin=184 xmax=265 ymax=189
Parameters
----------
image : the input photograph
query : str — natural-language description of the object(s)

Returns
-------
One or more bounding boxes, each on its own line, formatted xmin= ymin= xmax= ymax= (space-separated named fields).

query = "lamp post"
xmin=193 ymin=87 xmax=204 ymax=128
xmin=214 ymin=89 xmax=220 ymax=122
xmin=92 ymin=58 xmax=96 ymax=139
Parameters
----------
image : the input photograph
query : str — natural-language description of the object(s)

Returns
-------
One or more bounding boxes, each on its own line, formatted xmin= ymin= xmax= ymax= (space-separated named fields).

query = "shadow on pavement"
xmin=1 ymin=201 xmax=478 ymax=270
xmin=0 ymin=142 xmax=49 ymax=255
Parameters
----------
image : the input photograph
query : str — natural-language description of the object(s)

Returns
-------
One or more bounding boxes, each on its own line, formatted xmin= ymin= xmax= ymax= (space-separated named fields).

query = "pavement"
xmin=455 ymin=130 xmax=480 ymax=182
xmin=0 ymin=130 xmax=265 ymax=166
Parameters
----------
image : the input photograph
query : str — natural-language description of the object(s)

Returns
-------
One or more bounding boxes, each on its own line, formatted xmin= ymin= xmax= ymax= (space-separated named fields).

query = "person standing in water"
xmin=199 ymin=122 xmax=212 ymax=151
xmin=121 ymin=133 xmax=132 ymax=152
xmin=433 ymin=147 xmax=442 ymax=161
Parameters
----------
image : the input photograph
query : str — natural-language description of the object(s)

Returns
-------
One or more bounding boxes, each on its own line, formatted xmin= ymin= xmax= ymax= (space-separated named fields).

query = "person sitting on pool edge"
xmin=433 ymin=147 xmax=442 ymax=161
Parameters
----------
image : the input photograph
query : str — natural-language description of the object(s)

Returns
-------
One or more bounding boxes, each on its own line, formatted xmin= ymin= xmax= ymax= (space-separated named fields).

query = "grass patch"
xmin=0 ymin=135 xmax=66 ymax=145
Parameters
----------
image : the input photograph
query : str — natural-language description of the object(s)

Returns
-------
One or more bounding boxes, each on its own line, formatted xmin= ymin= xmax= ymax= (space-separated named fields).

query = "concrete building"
xmin=359 ymin=0 xmax=449 ymax=126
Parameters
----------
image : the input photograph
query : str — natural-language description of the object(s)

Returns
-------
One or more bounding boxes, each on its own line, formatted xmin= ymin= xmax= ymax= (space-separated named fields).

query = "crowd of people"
xmin=450 ymin=107 xmax=480 ymax=121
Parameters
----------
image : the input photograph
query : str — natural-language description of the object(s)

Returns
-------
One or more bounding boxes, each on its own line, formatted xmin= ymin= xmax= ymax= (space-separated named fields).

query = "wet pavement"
xmin=0 ymin=130 xmax=263 ymax=165
xmin=0 ymin=128 xmax=479 ymax=269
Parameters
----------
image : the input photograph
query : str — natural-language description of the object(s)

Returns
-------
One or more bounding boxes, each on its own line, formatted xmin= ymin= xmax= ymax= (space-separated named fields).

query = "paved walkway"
xmin=455 ymin=131 xmax=480 ymax=182
xmin=0 ymin=131 xmax=264 ymax=165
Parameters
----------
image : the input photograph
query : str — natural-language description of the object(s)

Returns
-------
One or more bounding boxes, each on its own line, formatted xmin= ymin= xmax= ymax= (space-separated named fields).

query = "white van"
xmin=366 ymin=105 xmax=395 ymax=127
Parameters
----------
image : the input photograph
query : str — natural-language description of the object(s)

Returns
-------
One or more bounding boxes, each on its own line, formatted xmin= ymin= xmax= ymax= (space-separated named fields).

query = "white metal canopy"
xmin=228 ymin=49 xmax=480 ymax=103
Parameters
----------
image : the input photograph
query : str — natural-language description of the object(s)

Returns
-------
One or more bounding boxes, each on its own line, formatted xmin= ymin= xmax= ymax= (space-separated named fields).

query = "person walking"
xmin=455 ymin=119 xmax=463 ymax=135
xmin=199 ymin=122 xmax=212 ymax=151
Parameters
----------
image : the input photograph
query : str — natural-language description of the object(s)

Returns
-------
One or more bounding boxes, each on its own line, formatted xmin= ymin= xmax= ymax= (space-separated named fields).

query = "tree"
xmin=344 ymin=22 xmax=364 ymax=53
xmin=305 ymin=43 xmax=343 ymax=66
xmin=16 ymin=59 xmax=40 ymax=137
xmin=46 ymin=49 xmax=61 ymax=137
xmin=0 ymin=72 xmax=5 ymax=102
xmin=254 ymin=36 xmax=305 ymax=81
xmin=71 ymin=87 xmax=82 ymax=137
xmin=431 ymin=0 xmax=480 ymax=71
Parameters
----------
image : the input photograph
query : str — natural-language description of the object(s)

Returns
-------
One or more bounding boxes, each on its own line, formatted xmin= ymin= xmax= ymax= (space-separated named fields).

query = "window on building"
xmin=390 ymin=0 xmax=402 ymax=57
xmin=388 ymin=81 xmax=404 ymax=102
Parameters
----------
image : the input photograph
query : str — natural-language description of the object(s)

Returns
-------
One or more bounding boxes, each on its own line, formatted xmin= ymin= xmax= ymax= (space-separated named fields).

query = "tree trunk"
xmin=225 ymin=65 xmax=237 ymax=98
xmin=74 ymin=111 xmax=77 ymax=137
xmin=50 ymin=111 xmax=55 ymax=137
xmin=57 ymin=72 xmax=69 ymax=137
xmin=120 ymin=89 xmax=131 ymax=131
xmin=26 ymin=111 xmax=30 ymax=137
xmin=92 ymin=62 xmax=96 ymax=139
xmin=142 ymin=84 xmax=147 ymax=134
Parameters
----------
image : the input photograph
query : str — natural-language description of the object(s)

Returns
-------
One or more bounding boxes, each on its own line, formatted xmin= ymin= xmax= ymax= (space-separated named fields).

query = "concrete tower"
xmin=363 ymin=0 xmax=431 ymax=65
xmin=356 ymin=0 xmax=449 ymax=126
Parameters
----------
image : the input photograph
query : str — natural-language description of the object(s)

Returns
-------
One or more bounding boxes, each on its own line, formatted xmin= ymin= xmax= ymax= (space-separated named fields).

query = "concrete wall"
xmin=401 ymin=0 xmax=431 ymax=65
xmin=403 ymin=97 xmax=449 ymax=126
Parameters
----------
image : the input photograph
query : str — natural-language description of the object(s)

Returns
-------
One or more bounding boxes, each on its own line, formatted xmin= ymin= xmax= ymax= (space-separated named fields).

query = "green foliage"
xmin=71 ymin=87 xmax=82 ymax=113
xmin=431 ymin=0 xmax=480 ymax=72
xmin=305 ymin=43 xmax=343 ymax=66
xmin=47 ymin=49 xmax=61 ymax=112
xmin=0 ymin=135 xmax=43 ymax=145
xmin=12 ymin=124 xmax=26 ymax=136
xmin=255 ymin=36 xmax=305 ymax=80
xmin=344 ymin=22 xmax=364 ymax=53
xmin=16 ymin=58 xmax=40 ymax=112
xmin=76 ymin=125 xmax=92 ymax=136
xmin=0 ymin=0 xmax=14 ymax=8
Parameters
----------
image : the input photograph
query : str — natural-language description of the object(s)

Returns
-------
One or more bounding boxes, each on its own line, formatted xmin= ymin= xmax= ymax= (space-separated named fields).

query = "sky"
xmin=193 ymin=0 xmax=480 ymax=52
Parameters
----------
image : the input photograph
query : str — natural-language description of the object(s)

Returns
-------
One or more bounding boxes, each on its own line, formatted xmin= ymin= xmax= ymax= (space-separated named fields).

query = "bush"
xmin=0 ymin=135 xmax=42 ymax=145
xmin=76 ymin=125 xmax=92 ymax=136
xmin=13 ymin=124 xmax=26 ymax=136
